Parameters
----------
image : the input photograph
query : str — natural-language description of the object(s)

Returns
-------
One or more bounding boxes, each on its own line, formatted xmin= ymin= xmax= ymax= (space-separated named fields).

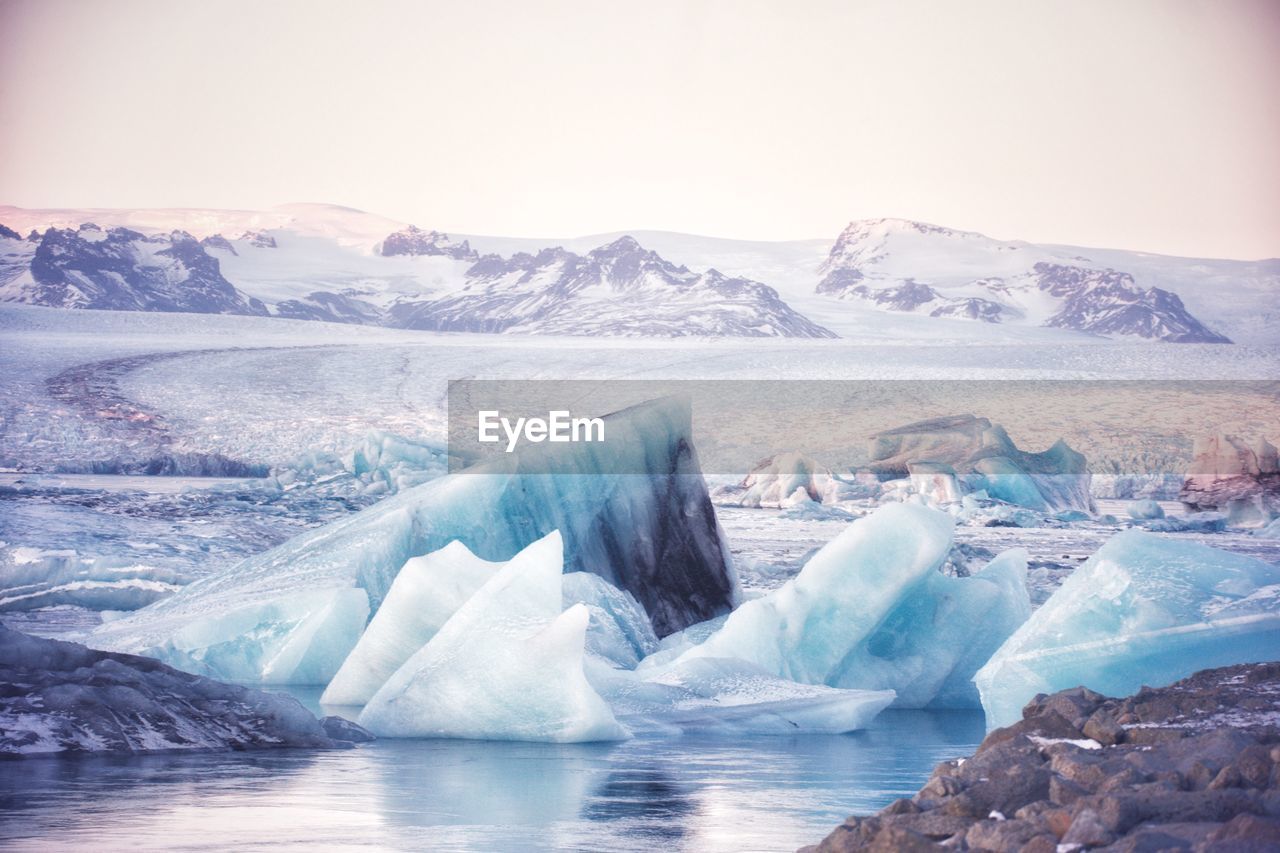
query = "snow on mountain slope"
xmin=0 ymin=225 xmax=267 ymax=316
xmin=809 ymin=219 xmax=1251 ymax=343
xmin=390 ymin=236 xmax=836 ymax=338
xmin=0 ymin=205 xmax=1273 ymax=342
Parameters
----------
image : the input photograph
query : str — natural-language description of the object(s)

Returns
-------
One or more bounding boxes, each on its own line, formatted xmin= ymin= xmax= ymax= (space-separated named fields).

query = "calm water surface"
xmin=0 ymin=708 xmax=982 ymax=852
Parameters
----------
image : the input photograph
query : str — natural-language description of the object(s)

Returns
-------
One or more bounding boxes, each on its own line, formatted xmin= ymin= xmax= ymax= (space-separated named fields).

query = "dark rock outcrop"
xmin=16 ymin=225 xmax=267 ymax=315
xmin=0 ymin=223 xmax=20 ymax=241
xmin=0 ymin=626 xmax=372 ymax=756
xmin=1032 ymin=263 xmax=1231 ymax=343
xmin=804 ymin=662 xmax=1280 ymax=852
xmin=379 ymin=225 xmax=478 ymax=261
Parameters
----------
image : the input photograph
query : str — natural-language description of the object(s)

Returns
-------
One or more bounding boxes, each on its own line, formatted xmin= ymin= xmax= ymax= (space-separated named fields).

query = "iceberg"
xmin=867 ymin=415 xmax=1094 ymax=513
xmin=673 ymin=503 xmax=1031 ymax=708
xmin=975 ymin=530 xmax=1280 ymax=728
xmin=586 ymin=656 xmax=895 ymax=736
xmin=0 ymin=547 xmax=186 ymax=612
xmin=276 ymin=429 xmax=447 ymax=497
xmin=321 ymin=542 xmax=499 ymax=706
xmin=156 ymin=587 xmax=370 ymax=685
xmin=562 ymin=571 xmax=659 ymax=669
xmin=1126 ymin=498 xmax=1164 ymax=519
xmin=89 ymin=397 xmax=738 ymax=683
xmin=357 ymin=532 xmax=627 ymax=743
xmin=718 ymin=451 xmax=861 ymax=507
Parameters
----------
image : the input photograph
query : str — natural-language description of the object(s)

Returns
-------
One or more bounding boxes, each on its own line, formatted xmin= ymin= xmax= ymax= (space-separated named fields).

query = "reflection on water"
xmin=0 ymin=709 xmax=982 ymax=852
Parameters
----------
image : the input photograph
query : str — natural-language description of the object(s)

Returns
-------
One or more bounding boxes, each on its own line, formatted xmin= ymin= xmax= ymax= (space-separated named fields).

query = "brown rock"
xmin=1062 ymin=808 xmax=1115 ymax=848
xmin=964 ymin=818 xmax=1052 ymax=852
xmin=1083 ymin=710 xmax=1125 ymax=746
xmin=1198 ymin=812 xmax=1280 ymax=849
xmin=881 ymin=798 xmax=921 ymax=816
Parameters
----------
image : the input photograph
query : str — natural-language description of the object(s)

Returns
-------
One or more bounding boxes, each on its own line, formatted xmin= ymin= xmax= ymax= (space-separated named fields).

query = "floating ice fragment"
xmin=975 ymin=530 xmax=1280 ymax=728
xmin=321 ymin=541 xmax=499 ymax=706
xmin=358 ymin=532 xmax=627 ymax=742
xmin=674 ymin=503 xmax=1030 ymax=708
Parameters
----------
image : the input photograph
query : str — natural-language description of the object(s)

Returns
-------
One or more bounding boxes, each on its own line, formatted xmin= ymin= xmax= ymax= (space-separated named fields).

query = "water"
xmin=0 ymin=709 xmax=982 ymax=852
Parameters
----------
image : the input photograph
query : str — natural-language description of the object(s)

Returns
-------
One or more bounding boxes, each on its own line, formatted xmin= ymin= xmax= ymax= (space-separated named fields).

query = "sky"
xmin=1 ymin=0 xmax=1278 ymax=259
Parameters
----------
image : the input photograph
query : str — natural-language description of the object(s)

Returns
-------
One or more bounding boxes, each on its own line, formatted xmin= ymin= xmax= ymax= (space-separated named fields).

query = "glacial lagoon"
xmin=0 ymin=705 xmax=983 ymax=852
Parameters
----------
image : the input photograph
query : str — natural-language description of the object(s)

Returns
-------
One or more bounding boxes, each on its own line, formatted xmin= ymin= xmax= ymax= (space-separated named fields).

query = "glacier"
xmin=671 ymin=503 xmax=1031 ymax=708
xmin=357 ymin=532 xmax=628 ymax=742
xmin=975 ymin=530 xmax=1280 ymax=728
xmin=88 ymin=396 xmax=738 ymax=683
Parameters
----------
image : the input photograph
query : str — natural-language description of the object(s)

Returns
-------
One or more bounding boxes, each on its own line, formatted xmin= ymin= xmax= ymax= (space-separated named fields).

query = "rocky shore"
xmin=804 ymin=662 xmax=1280 ymax=851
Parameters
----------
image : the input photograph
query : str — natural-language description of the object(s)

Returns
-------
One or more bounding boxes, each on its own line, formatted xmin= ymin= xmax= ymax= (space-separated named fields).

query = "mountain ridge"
xmin=0 ymin=204 xmax=1270 ymax=343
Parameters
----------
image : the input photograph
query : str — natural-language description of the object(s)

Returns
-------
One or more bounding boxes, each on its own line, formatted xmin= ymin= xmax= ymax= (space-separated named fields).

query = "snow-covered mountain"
xmin=1 ymin=224 xmax=267 ymax=316
xmin=0 ymin=204 xmax=1273 ymax=343
xmin=391 ymin=236 xmax=836 ymax=337
xmin=808 ymin=219 xmax=1249 ymax=343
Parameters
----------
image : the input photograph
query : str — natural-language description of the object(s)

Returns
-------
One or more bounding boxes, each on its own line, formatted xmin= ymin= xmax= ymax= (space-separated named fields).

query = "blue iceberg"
xmin=672 ymin=503 xmax=1031 ymax=708
xmin=89 ymin=398 xmax=738 ymax=684
xmin=358 ymin=532 xmax=628 ymax=743
xmin=975 ymin=530 xmax=1280 ymax=728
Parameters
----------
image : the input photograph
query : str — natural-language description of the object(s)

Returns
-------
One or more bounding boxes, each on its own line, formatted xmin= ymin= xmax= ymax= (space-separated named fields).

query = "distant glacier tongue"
xmin=88 ymin=397 xmax=739 ymax=684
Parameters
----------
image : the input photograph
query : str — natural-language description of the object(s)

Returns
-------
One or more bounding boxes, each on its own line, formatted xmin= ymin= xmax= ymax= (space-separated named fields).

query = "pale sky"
xmin=1 ymin=0 xmax=1278 ymax=258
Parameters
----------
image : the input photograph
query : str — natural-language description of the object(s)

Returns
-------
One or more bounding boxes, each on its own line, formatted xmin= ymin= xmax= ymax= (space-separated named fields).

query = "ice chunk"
xmin=0 ymin=547 xmax=185 ymax=612
xmin=321 ymin=541 xmax=499 ymax=705
xmin=358 ymin=532 xmax=627 ymax=743
xmin=1126 ymin=499 xmax=1164 ymax=519
xmin=1256 ymin=518 xmax=1280 ymax=539
xmin=154 ymin=587 xmax=370 ymax=685
xmin=674 ymin=503 xmax=1030 ymax=708
xmin=588 ymin=656 xmax=895 ymax=736
xmin=276 ymin=430 xmax=447 ymax=497
xmin=909 ymin=461 xmax=963 ymax=505
xmin=562 ymin=571 xmax=659 ymax=669
xmin=90 ymin=397 xmax=737 ymax=682
xmin=975 ymin=530 xmax=1280 ymax=728
xmin=719 ymin=452 xmax=858 ymax=507
xmin=868 ymin=415 xmax=1094 ymax=513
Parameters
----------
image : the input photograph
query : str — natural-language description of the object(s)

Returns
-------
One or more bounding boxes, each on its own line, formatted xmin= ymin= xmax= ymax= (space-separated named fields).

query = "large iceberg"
xmin=867 ymin=414 xmax=1094 ymax=513
xmin=672 ymin=503 xmax=1031 ymax=708
xmin=975 ymin=530 xmax=1280 ymax=728
xmin=357 ymin=532 xmax=627 ymax=743
xmin=89 ymin=397 xmax=738 ymax=683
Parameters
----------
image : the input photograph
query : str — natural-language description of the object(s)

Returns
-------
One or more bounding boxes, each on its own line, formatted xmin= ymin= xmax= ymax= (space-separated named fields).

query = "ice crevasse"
xmin=975 ymin=530 xmax=1280 ymax=728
